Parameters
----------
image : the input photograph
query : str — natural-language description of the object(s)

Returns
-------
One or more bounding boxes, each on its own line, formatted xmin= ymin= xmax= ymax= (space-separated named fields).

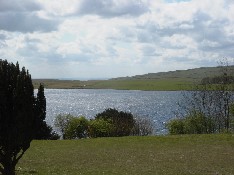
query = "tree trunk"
xmin=1 ymin=159 xmax=16 ymax=175
xmin=2 ymin=166 xmax=16 ymax=175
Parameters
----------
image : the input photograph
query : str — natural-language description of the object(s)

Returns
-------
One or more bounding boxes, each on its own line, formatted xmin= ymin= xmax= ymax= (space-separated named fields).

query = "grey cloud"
xmin=137 ymin=30 xmax=157 ymax=43
xmin=0 ymin=12 xmax=59 ymax=33
xmin=169 ymin=57 xmax=194 ymax=63
xmin=190 ymin=11 xmax=234 ymax=57
xmin=0 ymin=0 xmax=41 ymax=12
xmin=106 ymin=45 xmax=118 ymax=57
xmin=135 ymin=9 xmax=234 ymax=58
xmin=164 ymin=57 xmax=217 ymax=69
xmin=0 ymin=41 xmax=6 ymax=48
xmin=43 ymin=53 xmax=95 ymax=66
xmin=136 ymin=11 xmax=221 ymax=40
xmin=18 ymin=38 xmax=94 ymax=65
xmin=0 ymin=34 xmax=6 ymax=40
xmin=0 ymin=34 xmax=7 ymax=48
xmin=141 ymin=45 xmax=161 ymax=57
xmin=136 ymin=23 xmax=181 ymax=44
xmin=192 ymin=59 xmax=217 ymax=68
xmin=191 ymin=12 xmax=221 ymax=42
xmin=17 ymin=38 xmax=41 ymax=58
xmin=77 ymin=0 xmax=148 ymax=17
xmin=0 ymin=0 xmax=59 ymax=33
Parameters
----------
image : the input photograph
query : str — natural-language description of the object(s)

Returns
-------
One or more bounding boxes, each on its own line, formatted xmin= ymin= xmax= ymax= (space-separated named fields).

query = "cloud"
xmin=0 ymin=0 xmax=234 ymax=79
xmin=0 ymin=0 xmax=41 ymax=12
xmin=0 ymin=0 xmax=59 ymax=33
xmin=0 ymin=36 xmax=6 ymax=49
xmin=136 ymin=1 xmax=234 ymax=59
xmin=0 ymin=33 xmax=6 ymax=41
xmin=0 ymin=12 xmax=59 ymax=33
xmin=76 ymin=0 xmax=149 ymax=17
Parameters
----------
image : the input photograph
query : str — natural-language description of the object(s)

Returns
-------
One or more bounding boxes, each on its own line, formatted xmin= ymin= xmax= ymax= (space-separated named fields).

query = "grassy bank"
xmin=84 ymin=79 xmax=192 ymax=91
xmin=33 ymin=79 xmax=193 ymax=91
xmin=17 ymin=134 xmax=234 ymax=174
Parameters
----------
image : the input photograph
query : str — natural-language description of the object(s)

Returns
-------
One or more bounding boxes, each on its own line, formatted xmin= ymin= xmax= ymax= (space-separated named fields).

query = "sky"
xmin=0 ymin=0 xmax=234 ymax=79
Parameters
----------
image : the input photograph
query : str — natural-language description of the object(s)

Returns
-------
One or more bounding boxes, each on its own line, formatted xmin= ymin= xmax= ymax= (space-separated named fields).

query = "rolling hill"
xmin=113 ymin=66 xmax=234 ymax=81
xmin=33 ymin=66 xmax=234 ymax=91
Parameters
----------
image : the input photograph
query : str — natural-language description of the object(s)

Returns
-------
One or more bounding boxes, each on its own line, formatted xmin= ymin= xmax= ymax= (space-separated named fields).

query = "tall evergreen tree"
xmin=34 ymin=84 xmax=59 ymax=140
xmin=0 ymin=60 xmax=33 ymax=174
xmin=34 ymin=83 xmax=47 ymax=139
xmin=0 ymin=60 xmax=51 ymax=175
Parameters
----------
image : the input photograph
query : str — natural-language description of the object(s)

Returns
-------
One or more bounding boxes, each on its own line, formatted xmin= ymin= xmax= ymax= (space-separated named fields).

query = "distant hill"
xmin=112 ymin=66 xmax=234 ymax=82
xmin=33 ymin=66 xmax=234 ymax=91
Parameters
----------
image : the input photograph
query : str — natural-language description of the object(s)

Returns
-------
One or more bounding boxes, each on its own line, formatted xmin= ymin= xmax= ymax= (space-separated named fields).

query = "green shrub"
xmin=64 ymin=116 xmax=89 ymax=139
xmin=95 ymin=108 xmax=135 ymax=137
xmin=167 ymin=111 xmax=215 ymax=135
xmin=184 ymin=112 xmax=215 ymax=134
xmin=167 ymin=118 xmax=185 ymax=135
xmin=88 ymin=118 xmax=114 ymax=138
xmin=54 ymin=114 xmax=75 ymax=139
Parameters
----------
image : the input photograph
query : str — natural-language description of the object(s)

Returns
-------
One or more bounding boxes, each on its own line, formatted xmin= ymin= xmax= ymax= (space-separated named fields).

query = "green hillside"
xmin=113 ymin=66 xmax=234 ymax=81
xmin=33 ymin=66 xmax=234 ymax=90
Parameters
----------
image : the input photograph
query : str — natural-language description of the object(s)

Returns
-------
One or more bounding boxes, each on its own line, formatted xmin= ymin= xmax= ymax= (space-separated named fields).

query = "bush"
xmin=95 ymin=108 xmax=135 ymax=137
xmin=167 ymin=111 xmax=215 ymax=135
xmin=184 ymin=112 xmax=215 ymax=134
xmin=131 ymin=117 xmax=154 ymax=136
xmin=88 ymin=118 xmax=114 ymax=138
xmin=54 ymin=110 xmax=155 ymax=139
xmin=64 ymin=116 xmax=89 ymax=139
xmin=54 ymin=114 xmax=75 ymax=139
xmin=167 ymin=118 xmax=185 ymax=135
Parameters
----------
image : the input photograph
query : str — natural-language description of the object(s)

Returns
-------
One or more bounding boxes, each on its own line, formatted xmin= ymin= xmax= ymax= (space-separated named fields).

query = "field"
xmin=17 ymin=134 xmax=234 ymax=175
xmin=33 ymin=79 xmax=193 ymax=91
xmin=33 ymin=66 xmax=234 ymax=90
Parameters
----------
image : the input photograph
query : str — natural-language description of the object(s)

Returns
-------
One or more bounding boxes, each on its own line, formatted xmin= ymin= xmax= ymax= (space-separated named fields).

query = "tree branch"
xmin=13 ymin=150 xmax=25 ymax=166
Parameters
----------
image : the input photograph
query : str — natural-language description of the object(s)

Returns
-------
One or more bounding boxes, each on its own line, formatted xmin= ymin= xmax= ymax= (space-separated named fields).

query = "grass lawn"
xmin=17 ymin=134 xmax=234 ymax=175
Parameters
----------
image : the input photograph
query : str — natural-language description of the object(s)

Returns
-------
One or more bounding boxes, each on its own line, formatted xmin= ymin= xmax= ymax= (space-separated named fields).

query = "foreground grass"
xmin=17 ymin=134 xmax=234 ymax=175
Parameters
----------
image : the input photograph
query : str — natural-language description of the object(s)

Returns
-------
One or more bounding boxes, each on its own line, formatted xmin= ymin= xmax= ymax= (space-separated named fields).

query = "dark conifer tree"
xmin=0 ymin=60 xmax=58 ymax=175
xmin=0 ymin=60 xmax=35 ymax=174
xmin=34 ymin=84 xmax=59 ymax=140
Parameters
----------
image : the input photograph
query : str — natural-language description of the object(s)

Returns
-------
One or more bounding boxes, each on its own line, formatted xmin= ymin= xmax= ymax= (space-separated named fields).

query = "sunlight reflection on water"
xmin=44 ymin=89 xmax=182 ymax=135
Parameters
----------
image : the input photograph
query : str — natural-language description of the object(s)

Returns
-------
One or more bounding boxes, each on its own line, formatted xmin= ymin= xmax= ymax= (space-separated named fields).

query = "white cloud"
xmin=0 ymin=0 xmax=233 ymax=79
xmin=38 ymin=0 xmax=78 ymax=17
xmin=75 ymin=0 xmax=149 ymax=17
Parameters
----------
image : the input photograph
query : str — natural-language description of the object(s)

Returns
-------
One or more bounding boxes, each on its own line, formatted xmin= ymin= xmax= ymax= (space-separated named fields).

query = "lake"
xmin=44 ymin=89 xmax=183 ymax=135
